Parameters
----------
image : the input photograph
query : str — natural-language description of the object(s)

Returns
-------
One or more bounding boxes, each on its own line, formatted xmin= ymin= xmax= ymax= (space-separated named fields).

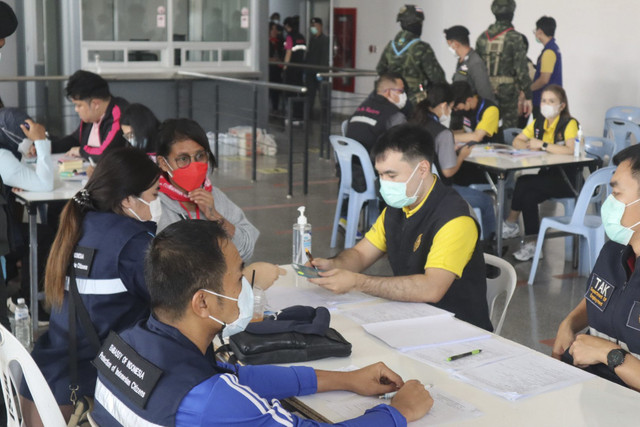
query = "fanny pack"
xmin=225 ymin=306 xmax=352 ymax=365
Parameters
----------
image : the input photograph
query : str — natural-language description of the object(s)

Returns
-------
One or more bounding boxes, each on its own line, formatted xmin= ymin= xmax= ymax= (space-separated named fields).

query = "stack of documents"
xmin=58 ymin=157 xmax=84 ymax=172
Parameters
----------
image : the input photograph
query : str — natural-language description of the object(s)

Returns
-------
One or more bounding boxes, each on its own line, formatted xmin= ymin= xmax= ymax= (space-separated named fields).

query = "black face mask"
xmin=402 ymin=22 xmax=422 ymax=36
xmin=494 ymin=13 xmax=514 ymax=22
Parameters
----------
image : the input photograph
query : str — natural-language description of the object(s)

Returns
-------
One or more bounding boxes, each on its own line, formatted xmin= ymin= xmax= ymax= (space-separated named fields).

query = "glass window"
xmin=173 ymin=0 xmax=250 ymax=42
xmin=83 ymin=0 xmax=167 ymax=42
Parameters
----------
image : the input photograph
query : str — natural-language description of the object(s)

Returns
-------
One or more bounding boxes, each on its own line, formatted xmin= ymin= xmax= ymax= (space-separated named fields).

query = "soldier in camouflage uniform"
xmin=377 ymin=5 xmax=445 ymax=105
xmin=476 ymin=0 xmax=532 ymax=129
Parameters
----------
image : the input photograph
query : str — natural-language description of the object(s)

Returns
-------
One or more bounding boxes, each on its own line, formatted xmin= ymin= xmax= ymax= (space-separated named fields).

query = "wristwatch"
xmin=607 ymin=348 xmax=629 ymax=372
xmin=541 ymin=142 xmax=549 ymax=151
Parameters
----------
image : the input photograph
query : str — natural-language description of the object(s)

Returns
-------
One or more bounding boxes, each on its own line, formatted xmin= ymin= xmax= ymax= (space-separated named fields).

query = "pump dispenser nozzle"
xmin=297 ymin=206 xmax=307 ymax=225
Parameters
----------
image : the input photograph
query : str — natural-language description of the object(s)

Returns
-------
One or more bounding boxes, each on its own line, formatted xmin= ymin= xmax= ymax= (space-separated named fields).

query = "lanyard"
xmin=476 ymin=99 xmax=486 ymax=124
xmin=178 ymin=201 xmax=200 ymax=220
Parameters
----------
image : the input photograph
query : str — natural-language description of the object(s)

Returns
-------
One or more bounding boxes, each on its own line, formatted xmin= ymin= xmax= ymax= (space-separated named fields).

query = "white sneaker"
xmin=502 ymin=221 xmax=520 ymax=239
xmin=513 ymin=241 xmax=540 ymax=262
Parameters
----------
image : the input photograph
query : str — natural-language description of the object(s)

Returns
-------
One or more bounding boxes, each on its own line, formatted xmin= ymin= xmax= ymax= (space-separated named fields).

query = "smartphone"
xmin=292 ymin=264 xmax=323 ymax=279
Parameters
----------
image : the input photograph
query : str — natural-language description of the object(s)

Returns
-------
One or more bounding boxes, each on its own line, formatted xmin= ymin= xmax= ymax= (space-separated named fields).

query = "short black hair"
xmin=536 ymin=16 xmax=556 ymax=37
xmin=156 ymin=118 xmax=216 ymax=168
xmin=65 ymin=70 xmax=111 ymax=101
xmin=311 ymin=17 xmax=322 ymax=25
xmin=121 ymin=103 xmax=160 ymax=153
xmin=371 ymin=124 xmax=435 ymax=166
xmin=146 ymin=220 xmax=229 ymax=321
xmin=376 ymin=72 xmax=404 ymax=92
xmin=444 ymin=25 xmax=470 ymax=46
xmin=283 ymin=16 xmax=300 ymax=33
xmin=613 ymin=145 xmax=640 ymax=187
xmin=451 ymin=81 xmax=475 ymax=105
xmin=425 ymin=82 xmax=453 ymax=108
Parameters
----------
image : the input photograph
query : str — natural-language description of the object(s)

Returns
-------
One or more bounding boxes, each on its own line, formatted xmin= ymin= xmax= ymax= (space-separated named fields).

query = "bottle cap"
xmin=17 ymin=298 xmax=24 ymax=304
xmin=297 ymin=206 xmax=307 ymax=225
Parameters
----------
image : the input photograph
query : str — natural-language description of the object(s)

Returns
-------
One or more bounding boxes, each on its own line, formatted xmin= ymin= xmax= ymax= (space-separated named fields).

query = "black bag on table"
xmin=227 ymin=305 xmax=352 ymax=365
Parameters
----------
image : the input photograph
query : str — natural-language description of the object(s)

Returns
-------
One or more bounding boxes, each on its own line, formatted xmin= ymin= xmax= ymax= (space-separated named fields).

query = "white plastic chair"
xmin=484 ymin=253 xmax=516 ymax=335
xmin=329 ymin=135 xmax=379 ymax=248
xmin=528 ymin=167 xmax=616 ymax=285
xmin=341 ymin=119 xmax=348 ymax=136
xmin=0 ymin=325 xmax=66 ymax=426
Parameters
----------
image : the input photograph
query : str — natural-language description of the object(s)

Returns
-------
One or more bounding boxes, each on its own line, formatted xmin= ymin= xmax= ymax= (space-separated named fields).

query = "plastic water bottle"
xmin=574 ymin=126 xmax=583 ymax=158
xmin=14 ymin=298 xmax=32 ymax=350
xmin=292 ymin=206 xmax=312 ymax=264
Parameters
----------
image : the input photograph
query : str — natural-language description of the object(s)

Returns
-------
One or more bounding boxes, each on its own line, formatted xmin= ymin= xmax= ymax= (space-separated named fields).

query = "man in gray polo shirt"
xmin=445 ymin=26 xmax=495 ymax=103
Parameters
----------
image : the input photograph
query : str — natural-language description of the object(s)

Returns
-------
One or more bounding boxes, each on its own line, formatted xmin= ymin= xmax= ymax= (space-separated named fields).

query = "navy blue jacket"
xmin=532 ymin=38 xmax=562 ymax=107
xmin=27 ymin=211 xmax=155 ymax=404
xmin=92 ymin=315 xmax=407 ymax=426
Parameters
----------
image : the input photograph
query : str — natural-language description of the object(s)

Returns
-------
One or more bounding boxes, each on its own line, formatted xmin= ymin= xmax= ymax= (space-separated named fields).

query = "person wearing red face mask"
xmin=156 ymin=118 xmax=260 ymax=262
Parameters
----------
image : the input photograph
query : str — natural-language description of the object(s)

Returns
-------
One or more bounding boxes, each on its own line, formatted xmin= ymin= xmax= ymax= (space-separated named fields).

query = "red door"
xmin=333 ymin=8 xmax=356 ymax=93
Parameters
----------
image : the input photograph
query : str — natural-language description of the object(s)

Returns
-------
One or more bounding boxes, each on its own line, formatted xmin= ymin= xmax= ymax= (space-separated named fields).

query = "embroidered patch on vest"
xmin=93 ymin=331 xmax=163 ymax=409
xmin=73 ymin=246 xmax=95 ymax=278
xmin=626 ymin=301 xmax=640 ymax=332
xmin=413 ymin=234 xmax=423 ymax=252
xmin=585 ymin=274 xmax=615 ymax=312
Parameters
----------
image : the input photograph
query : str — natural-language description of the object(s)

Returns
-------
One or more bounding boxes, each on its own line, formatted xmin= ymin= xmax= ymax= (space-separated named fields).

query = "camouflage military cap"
xmin=397 ymin=5 xmax=424 ymax=26
xmin=491 ymin=0 xmax=516 ymax=15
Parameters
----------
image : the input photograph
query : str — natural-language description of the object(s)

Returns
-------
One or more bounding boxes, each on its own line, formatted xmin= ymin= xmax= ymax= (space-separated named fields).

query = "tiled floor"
xmin=213 ymin=114 xmax=589 ymax=355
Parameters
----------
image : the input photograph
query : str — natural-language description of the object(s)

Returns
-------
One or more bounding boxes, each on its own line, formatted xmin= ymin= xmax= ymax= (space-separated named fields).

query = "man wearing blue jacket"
xmin=91 ymin=220 xmax=433 ymax=426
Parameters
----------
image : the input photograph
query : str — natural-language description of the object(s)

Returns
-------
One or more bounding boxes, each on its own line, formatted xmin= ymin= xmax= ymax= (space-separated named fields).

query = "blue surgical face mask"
xmin=379 ymin=163 xmax=424 ymax=209
xmin=601 ymin=194 xmax=640 ymax=245
xmin=203 ymin=277 xmax=254 ymax=338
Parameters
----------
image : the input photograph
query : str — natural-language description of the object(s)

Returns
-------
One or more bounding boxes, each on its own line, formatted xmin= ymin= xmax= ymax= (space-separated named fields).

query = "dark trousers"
xmin=511 ymin=168 xmax=575 ymax=235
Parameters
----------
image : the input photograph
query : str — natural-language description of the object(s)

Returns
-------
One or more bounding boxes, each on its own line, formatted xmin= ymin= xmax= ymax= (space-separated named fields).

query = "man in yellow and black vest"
xmin=309 ymin=124 xmax=492 ymax=330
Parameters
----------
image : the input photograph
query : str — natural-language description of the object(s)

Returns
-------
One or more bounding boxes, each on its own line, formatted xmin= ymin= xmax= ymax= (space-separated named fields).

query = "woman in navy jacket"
xmin=20 ymin=147 xmax=161 ymax=425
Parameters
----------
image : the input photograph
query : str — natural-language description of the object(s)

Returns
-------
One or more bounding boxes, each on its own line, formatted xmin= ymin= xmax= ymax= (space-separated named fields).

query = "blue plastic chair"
xmin=329 ymin=135 xmax=379 ymax=249
xmin=604 ymin=106 xmax=640 ymax=129
xmin=503 ymin=127 xmax=522 ymax=145
xmin=604 ymin=119 xmax=640 ymax=154
xmin=528 ymin=166 xmax=615 ymax=285
xmin=552 ymin=136 xmax=616 ymax=258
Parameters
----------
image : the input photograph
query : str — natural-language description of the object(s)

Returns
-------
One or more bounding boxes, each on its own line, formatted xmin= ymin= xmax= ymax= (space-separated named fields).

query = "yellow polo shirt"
xmin=364 ymin=177 xmax=478 ymax=277
xmin=523 ymin=115 xmax=578 ymax=143
xmin=476 ymin=105 xmax=500 ymax=137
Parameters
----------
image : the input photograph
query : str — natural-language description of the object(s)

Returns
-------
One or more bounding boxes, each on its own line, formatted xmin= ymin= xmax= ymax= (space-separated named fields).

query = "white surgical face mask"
xmin=203 ymin=277 xmax=254 ymax=338
xmin=18 ymin=138 xmax=34 ymax=156
xmin=540 ymin=104 xmax=560 ymax=119
xmin=394 ymin=92 xmax=407 ymax=110
xmin=127 ymin=197 xmax=162 ymax=223
xmin=439 ymin=104 xmax=452 ymax=128
xmin=448 ymin=46 xmax=458 ymax=57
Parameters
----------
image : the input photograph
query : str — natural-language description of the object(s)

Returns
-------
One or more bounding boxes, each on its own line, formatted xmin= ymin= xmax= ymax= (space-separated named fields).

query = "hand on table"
xmin=66 ymin=146 xmax=81 ymax=157
xmin=244 ymin=262 xmax=286 ymax=290
xmin=569 ymin=334 xmax=618 ymax=368
xmin=551 ymin=319 xmax=577 ymax=360
xmin=344 ymin=362 xmax=404 ymax=396
xmin=390 ymin=380 xmax=434 ymax=422
xmin=458 ymin=144 xmax=472 ymax=160
xmin=309 ymin=268 xmax=361 ymax=294
xmin=528 ymin=139 xmax=544 ymax=151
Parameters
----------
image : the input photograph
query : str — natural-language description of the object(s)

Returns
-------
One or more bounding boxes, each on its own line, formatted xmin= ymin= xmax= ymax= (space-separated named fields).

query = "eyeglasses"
xmin=386 ymin=88 xmax=405 ymax=94
xmin=173 ymin=150 xmax=209 ymax=169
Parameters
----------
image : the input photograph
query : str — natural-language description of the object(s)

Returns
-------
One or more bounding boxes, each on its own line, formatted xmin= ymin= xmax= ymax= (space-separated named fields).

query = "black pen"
xmin=446 ymin=349 xmax=482 ymax=362
xmin=250 ymin=270 xmax=256 ymax=289
xmin=305 ymin=249 xmax=319 ymax=272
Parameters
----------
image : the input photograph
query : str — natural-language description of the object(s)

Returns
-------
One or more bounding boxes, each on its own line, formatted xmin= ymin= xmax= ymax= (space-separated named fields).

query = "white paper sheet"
xmin=340 ymin=301 xmax=452 ymax=325
xmin=362 ymin=316 xmax=490 ymax=351
xmin=452 ymin=352 xmax=593 ymax=400
xmin=404 ymin=337 xmax=527 ymax=372
xmin=315 ymin=387 xmax=482 ymax=426
xmin=265 ymin=283 xmax=375 ymax=311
